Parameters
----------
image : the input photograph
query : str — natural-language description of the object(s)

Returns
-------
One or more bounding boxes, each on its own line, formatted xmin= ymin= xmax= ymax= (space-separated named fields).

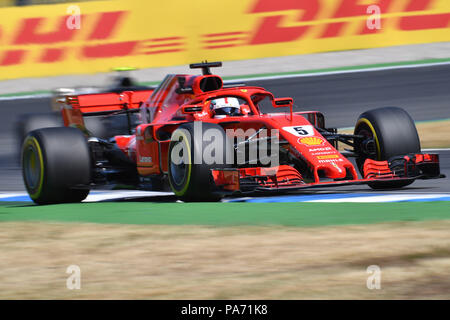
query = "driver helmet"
xmin=210 ymin=97 xmax=241 ymax=116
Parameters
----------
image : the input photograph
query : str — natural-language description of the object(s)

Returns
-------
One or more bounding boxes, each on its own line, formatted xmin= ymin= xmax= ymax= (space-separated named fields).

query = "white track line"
xmin=0 ymin=190 xmax=173 ymax=202
xmin=307 ymin=193 xmax=450 ymax=203
xmin=0 ymin=191 xmax=448 ymax=203
xmin=422 ymin=148 xmax=450 ymax=152
xmin=83 ymin=190 xmax=173 ymax=202
xmin=0 ymin=193 xmax=28 ymax=199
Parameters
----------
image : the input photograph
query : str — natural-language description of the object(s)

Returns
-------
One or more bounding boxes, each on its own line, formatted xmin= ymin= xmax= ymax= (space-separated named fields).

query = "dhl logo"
xmin=248 ymin=0 xmax=450 ymax=45
xmin=0 ymin=11 xmax=186 ymax=66
xmin=194 ymin=0 xmax=450 ymax=51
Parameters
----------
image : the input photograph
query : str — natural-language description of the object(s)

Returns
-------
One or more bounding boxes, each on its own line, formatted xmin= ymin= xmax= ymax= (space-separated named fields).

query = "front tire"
xmin=22 ymin=127 xmax=91 ymax=204
xmin=168 ymin=122 xmax=230 ymax=201
xmin=354 ymin=107 xmax=421 ymax=189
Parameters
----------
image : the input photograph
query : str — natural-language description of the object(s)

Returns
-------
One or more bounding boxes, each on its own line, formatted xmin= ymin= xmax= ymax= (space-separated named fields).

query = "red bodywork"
xmin=60 ymin=71 xmax=441 ymax=193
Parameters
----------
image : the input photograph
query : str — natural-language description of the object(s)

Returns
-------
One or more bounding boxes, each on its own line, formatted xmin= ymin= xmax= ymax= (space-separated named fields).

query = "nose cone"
xmin=323 ymin=161 xmax=347 ymax=179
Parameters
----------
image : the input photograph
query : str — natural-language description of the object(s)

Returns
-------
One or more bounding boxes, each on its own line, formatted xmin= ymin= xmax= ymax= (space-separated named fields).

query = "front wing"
xmin=211 ymin=153 xmax=445 ymax=193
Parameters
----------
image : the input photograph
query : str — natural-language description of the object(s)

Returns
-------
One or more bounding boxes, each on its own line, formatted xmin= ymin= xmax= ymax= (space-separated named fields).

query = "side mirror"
xmin=273 ymin=97 xmax=293 ymax=108
xmin=273 ymin=97 xmax=294 ymax=121
xmin=181 ymin=105 xmax=204 ymax=114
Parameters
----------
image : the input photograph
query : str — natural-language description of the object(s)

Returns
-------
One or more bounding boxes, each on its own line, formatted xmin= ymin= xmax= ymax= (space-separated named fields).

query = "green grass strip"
xmin=0 ymin=90 xmax=51 ymax=98
xmin=0 ymin=201 xmax=448 ymax=227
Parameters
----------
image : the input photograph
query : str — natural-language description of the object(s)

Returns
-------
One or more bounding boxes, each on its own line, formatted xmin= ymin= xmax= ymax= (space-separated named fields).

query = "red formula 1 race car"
xmin=21 ymin=62 xmax=445 ymax=204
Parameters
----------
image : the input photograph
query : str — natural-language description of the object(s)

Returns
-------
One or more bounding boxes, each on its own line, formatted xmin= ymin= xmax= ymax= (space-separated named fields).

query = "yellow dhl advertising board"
xmin=0 ymin=0 xmax=449 ymax=80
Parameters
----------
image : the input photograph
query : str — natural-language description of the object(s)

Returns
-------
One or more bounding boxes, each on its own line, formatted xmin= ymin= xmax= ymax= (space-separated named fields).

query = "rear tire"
xmin=354 ymin=107 xmax=420 ymax=189
xmin=168 ymin=122 xmax=231 ymax=201
xmin=22 ymin=127 xmax=91 ymax=204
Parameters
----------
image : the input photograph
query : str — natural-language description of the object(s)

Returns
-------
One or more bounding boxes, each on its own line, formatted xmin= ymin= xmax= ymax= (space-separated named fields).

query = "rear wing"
xmin=61 ymin=89 xmax=154 ymax=114
xmin=60 ymin=89 xmax=154 ymax=134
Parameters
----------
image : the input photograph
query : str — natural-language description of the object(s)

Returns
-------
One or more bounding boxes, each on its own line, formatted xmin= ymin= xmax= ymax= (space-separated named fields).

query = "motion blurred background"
xmin=0 ymin=0 xmax=449 ymax=299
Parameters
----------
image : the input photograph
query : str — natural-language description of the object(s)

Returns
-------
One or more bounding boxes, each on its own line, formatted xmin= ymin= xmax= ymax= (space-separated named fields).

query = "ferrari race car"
xmin=21 ymin=62 xmax=444 ymax=204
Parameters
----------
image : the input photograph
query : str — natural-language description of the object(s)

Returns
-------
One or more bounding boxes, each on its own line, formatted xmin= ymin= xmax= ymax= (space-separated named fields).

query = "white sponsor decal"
xmin=318 ymin=159 xmax=344 ymax=163
xmin=283 ymin=125 xmax=314 ymax=137
xmin=139 ymin=156 xmax=153 ymax=163
xmin=309 ymin=147 xmax=332 ymax=152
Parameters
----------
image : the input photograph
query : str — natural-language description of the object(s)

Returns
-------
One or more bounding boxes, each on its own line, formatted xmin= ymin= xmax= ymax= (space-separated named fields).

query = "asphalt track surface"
xmin=0 ymin=64 xmax=449 ymax=193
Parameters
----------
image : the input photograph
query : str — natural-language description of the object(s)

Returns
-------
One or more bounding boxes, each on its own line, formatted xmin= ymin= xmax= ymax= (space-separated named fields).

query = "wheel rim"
xmin=169 ymin=137 xmax=189 ymax=187
xmin=355 ymin=122 xmax=378 ymax=173
xmin=22 ymin=138 xmax=43 ymax=194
